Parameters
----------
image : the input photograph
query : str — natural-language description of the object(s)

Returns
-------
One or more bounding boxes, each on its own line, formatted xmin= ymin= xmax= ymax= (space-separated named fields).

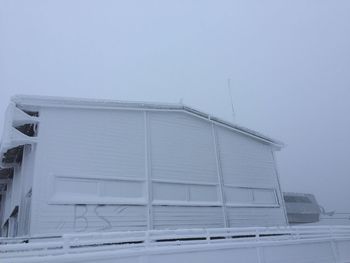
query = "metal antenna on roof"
xmin=227 ymin=78 xmax=236 ymax=123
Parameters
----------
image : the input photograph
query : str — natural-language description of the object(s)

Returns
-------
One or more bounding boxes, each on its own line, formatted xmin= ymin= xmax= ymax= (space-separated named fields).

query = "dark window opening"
xmin=2 ymin=146 xmax=24 ymax=164
xmin=15 ymin=123 xmax=38 ymax=137
xmin=9 ymin=206 xmax=19 ymax=237
xmin=0 ymin=183 xmax=7 ymax=192
xmin=0 ymin=168 xmax=14 ymax=178
xmin=2 ymin=220 xmax=9 ymax=237
xmin=21 ymin=110 xmax=39 ymax=117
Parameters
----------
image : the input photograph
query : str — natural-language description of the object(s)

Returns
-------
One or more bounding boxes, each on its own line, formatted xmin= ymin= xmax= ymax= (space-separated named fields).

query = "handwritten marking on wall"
xmin=73 ymin=205 xmax=129 ymax=232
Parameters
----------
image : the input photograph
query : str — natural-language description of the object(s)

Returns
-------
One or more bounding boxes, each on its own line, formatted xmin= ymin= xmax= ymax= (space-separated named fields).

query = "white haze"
xmin=1 ymin=0 xmax=350 ymax=212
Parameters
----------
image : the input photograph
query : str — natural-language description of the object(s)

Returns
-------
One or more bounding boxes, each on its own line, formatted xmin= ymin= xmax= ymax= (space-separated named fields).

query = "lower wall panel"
xmin=148 ymin=247 xmax=258 ymax=263
xmin=30 ymin=204 xmax=288 ymax=235
xmin=153 ymin=206 xmax=225 ymax=230
xmin=227 ymin=207 xmax=286 ymax=227
xmin=32 ymin=205 xmax=286 ymax=235
xmin=262 ymin=241 xmax=336 ymax=263
xmin=337 ymin=240 xmax=350 ymax=261
xmin=32 ymin=205 xmax=148 ymax=235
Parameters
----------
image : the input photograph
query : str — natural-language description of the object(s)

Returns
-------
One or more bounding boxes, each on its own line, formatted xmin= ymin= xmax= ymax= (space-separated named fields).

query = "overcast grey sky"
xmin=1 ymin=1 xmax=350 ymax=211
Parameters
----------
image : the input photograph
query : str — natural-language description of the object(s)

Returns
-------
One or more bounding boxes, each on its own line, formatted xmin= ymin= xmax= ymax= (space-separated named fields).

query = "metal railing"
xmin=1 ymin=225 xmax=350 ymax=259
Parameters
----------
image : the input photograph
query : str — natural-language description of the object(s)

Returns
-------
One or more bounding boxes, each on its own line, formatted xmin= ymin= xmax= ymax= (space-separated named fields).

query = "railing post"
xmin=330 ymin=240 xmax=340 ymax=263
xmin=296 ymin=227 xmax=300 ymax=240
xmin=63 ymin=236 xmax=70 ymax=254
xmin=254 ymin=229 xmax=263 ymax=263
xmin=145 ymin=231 xmax=150 ymax=247
xmin=329 ymin=227 xmax=340 ymax=263
xmin=255 ymin=229 xmax=260 ymax=242
xmin=256 ymin=247 xmax=263 ymax=263
xmin=206 ymin=229 xmax=210 ymax=244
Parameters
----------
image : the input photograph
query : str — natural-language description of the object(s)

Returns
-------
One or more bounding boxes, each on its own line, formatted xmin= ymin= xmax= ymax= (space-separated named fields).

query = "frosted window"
xmin=225 ymin=187 xmax=253 ymax=204
xmin=101 ymin=181 xmax=144 ymax=199
xmin=52 ymin=176 xmax=147 ymax=204
xmin=153 ymin=182 xmax=188 ymax=201
xmin=253 ymin=189 xmax=276 ymax=204
xmin=152 ymin=181 xmax=219 ymax=204
xmin=189 ymin=185 xmax=219 ymax=202
xmin=55 ymin=178 xmax=98 ymax=197
xmin=224 ymin=186 xmax=277 ymax=206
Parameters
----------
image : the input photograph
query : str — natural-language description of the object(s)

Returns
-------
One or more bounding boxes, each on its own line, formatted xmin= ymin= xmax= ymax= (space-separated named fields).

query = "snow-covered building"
xmin=0 ymin=95 xmax=287 ymax=237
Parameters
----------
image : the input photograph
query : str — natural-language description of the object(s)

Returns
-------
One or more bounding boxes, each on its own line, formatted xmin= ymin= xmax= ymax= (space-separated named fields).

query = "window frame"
xmin=49 ymin=175 xmax=148 ymax=205
xmin=151 ymin=178 xmax=222 ymax=207
xmin=224 ymin=184 xmax=280 ymax=208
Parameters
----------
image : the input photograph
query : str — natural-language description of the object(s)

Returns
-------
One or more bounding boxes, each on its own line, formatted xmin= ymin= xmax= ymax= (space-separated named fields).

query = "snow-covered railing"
xmin=1 ymin=225 xmax=350 ymax=259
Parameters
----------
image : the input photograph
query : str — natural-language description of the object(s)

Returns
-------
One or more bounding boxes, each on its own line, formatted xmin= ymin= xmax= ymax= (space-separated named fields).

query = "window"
xmin=225 ymin=187 xmax=253 ymax=204
xmin=224 ymin=185 xmax=278 ymax=207
xmin=152 ymin=180 xmax=220 ymax=206
xmin=254 ymin=189 xmax=277 ymax=204
xmin=51 ymin=176 xmax=147 ymax=205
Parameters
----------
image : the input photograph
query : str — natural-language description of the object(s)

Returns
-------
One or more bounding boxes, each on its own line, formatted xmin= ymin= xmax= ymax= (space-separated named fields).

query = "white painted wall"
xmin=22 ymin=106 xmax=287 ymax=236
xmin=149 ymin=112 xmax=225 ymax=229
xmin=215 ymin=125 xmax=287 ymax=226
xmin=31 ymin=107 xmax=148 ymax=235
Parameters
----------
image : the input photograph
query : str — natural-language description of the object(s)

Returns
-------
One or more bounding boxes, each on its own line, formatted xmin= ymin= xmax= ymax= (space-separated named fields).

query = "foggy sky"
xmin=1 ymin=0 xmax=350 ymax=211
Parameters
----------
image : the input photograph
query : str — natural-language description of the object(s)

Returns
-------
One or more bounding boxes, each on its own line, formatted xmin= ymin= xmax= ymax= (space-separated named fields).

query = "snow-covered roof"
xmin=10 ymin=95 xmax=284 ymax=149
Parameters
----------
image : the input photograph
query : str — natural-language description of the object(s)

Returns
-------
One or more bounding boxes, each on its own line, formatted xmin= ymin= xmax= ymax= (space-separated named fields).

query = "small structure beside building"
xmin=0 ymin=95 xmax=288 ymax=237
xmin=283 ymin=192 xmax=321 ymax=224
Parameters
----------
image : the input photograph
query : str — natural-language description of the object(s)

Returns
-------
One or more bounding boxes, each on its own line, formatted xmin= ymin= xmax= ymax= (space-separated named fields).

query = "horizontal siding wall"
xmin=31 ymin=108 xmax=147 ymax=235
xmin=149 ymin=112 xmax=224 ymax=229
xmin=227 ymin=207 xmax=286 ymax=227
xmin=216 ymin=125 xmax=277 ymax=187
xmin=149 ymin=112 xmax=218 ymax=183
xmin=38 ymin=108 xmax=145 ymax=179
xmin=215 ymin=124 xmax=286 ymax=226
xmin=33 ymin=205 xmax=147 ymax=234
xmin=153 ymin=206 xmax=224 ymax=230
xmin=28 ymin=108 xmax=286 ymax=235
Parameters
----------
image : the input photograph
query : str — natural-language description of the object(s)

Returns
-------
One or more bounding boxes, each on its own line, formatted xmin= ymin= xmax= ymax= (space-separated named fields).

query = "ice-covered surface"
xmin=1 ymin=225 xmax=350 ymax=263
xmin=0 ymin=102 xmax=38 ymax=158
xmin=0 ymin=103 xmax=14 ymax=156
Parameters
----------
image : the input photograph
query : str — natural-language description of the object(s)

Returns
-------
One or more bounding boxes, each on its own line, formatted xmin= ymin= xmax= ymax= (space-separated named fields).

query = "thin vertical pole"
xmin=256 ymin=247 xmax=263 ymax=263
xmin=329 ymin=227 xmax=340 ymax=262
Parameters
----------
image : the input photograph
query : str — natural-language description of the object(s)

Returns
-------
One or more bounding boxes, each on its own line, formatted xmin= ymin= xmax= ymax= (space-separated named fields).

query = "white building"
xmin=0 ymin=95 xmax=287 ymax=237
